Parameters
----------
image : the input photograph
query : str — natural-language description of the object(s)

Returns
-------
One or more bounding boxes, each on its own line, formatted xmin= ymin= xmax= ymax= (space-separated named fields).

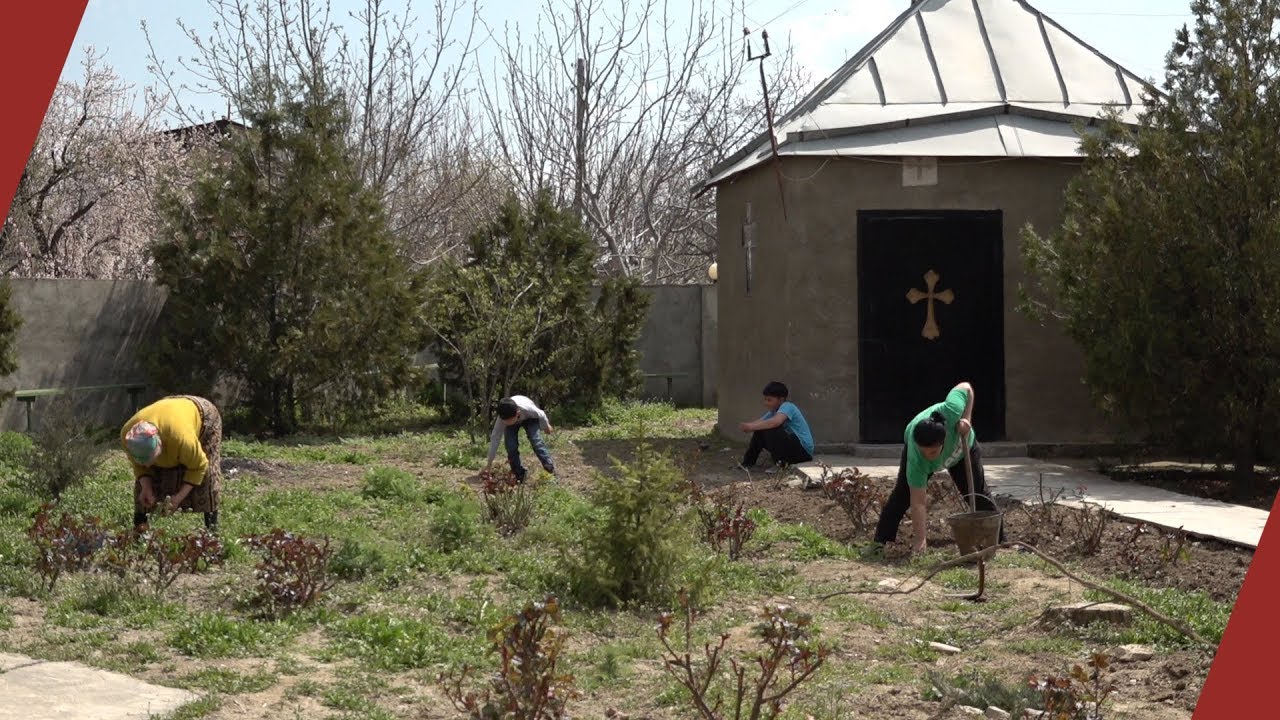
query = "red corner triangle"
xmin=1194 ymin=489 xmax=1280 ymax=716
xmin=0 ymin=2 xmax=90 ymax=223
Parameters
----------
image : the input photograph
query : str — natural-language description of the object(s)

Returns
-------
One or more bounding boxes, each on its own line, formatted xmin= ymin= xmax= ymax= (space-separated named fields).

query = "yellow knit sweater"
xmin=120 ymin=397 xmax=207 ymax=486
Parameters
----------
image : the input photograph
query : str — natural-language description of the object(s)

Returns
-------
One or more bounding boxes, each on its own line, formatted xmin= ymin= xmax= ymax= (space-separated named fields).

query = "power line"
xmin=750 ymin=0 xmax=821 ymax=33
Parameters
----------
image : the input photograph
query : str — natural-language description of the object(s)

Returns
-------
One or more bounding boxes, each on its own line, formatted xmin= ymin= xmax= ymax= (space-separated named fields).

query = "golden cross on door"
xmin=905 ymin=270 xmax=954 ymax=340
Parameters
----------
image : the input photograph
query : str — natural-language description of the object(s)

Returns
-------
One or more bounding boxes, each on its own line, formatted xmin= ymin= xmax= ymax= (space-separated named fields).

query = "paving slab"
xmin=798 ymin=456 xmax=1267 ymax=549
xmin=0 ymin=653 xmax=199 ymax=720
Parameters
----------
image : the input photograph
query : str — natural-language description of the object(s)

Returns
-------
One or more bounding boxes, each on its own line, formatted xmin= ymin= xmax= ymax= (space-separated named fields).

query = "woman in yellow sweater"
xmin=120 ymin=395 xmax=224 ymax=531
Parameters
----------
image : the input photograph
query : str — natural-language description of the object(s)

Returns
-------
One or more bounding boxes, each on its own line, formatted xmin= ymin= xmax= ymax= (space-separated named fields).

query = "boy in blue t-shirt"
xmin=739 ymin=381 xmax=815 ymax=468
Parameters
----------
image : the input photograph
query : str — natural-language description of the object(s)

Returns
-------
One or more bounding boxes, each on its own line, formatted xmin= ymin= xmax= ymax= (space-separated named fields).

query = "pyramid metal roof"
xmin=702 ymin=0 xmax=1158 ymax=189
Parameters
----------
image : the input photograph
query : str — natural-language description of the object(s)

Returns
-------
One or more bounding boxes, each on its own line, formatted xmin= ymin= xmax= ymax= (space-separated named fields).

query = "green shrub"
xmin=329 ymin=538 xmax=389 ymax=580
xmin=19 ymin=397 xmax=105 ymax=501
xmin=438 ymin=444 xmax=485 ymax=470
xmin=0 ymin=431 xmax=33 ymax=475
xmin=428 ymin=492 xmax=485 ymax=554
xmin=360 ymin=466 xmax=421 ymax=502
xmin=569 ymin=445 xmax=691 ymax=608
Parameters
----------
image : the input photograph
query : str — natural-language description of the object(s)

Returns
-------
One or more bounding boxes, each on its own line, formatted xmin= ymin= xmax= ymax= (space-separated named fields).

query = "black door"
xmin=857 ymin=210 xmax=1005 ymax=444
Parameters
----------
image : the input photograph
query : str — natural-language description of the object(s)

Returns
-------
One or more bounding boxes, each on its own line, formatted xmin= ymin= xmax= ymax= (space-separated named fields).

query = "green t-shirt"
xmin=903 ymin=387 xmax=976 ymax=489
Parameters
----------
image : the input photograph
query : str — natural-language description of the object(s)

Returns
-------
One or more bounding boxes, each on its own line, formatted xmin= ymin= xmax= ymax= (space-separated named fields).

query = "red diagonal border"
xmin=0 ymin=1 xmax=1276 ymax=718
xmin=0 ymin=2 xmax=90 ymax=223
xmin=1193 ymin=489 xmax=1280 ymax=716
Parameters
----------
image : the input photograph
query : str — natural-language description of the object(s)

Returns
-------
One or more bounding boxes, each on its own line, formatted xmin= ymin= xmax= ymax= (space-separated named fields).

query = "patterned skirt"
xmin=133 ymin=395 xmax=223 ymax=514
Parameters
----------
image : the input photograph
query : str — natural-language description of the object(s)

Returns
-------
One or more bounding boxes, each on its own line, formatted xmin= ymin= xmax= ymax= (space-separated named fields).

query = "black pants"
xmin=134 ymin=510 xmax=218 ymax=531
xmin=743 ymin=426 xmax=812 ymax=466
xmin=873 ymin=441 xmax=1004 ymax=544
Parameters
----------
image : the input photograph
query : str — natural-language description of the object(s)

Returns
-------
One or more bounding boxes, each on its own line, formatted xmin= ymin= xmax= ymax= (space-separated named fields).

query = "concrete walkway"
xmin=0 ymin=653 xmax=198 ymax=720
xmin=797 ymin=456 xmax=1268 ymax=549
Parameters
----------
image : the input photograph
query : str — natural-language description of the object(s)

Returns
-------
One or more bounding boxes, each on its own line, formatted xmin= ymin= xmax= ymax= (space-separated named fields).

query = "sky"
xmin=63 ymin=0 xmax=1196 ymax=126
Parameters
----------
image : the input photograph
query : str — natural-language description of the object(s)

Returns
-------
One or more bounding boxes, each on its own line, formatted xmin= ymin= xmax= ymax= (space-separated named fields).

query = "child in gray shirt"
xmin=486 ymin=395 xmax=556 ymax=483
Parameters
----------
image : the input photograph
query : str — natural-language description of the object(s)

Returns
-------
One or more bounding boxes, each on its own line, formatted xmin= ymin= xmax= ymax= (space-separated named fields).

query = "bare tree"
xmin=1 ymin=49 xmax=194 ymax=279
xmin=144 ymin=0 xmax=490 ymax=262
xmin=480 ymin=0 xmax=807 ymax=282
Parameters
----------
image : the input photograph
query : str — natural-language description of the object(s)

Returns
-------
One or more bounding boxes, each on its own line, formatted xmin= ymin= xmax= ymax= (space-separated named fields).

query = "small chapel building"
xmin=701 ymin=0 xmax=1156 ymax=449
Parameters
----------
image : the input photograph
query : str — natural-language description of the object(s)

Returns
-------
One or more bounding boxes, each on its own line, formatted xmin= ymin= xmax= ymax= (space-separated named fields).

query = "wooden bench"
xmin=643 ymin=372 xmax=689 ymax=402
xmin=13 ymin=383 xmax=148 ymax=432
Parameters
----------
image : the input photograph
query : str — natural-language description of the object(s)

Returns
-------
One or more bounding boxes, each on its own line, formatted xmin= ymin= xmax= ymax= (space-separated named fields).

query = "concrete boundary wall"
xmin=0 ymin=280 xmax=717 ymax=431
xmin=0 ymin=279 xmax=168 ymax=432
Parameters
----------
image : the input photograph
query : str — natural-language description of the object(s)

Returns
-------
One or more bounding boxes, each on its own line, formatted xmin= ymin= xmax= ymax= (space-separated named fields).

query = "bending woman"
xmin=121 ymin=395 xmax=223 ymax=531
xmin=872 ymin=381 xmax=1005 ymax=552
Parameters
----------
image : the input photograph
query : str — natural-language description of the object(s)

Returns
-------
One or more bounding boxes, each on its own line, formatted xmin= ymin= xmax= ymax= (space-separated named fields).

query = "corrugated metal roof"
xmin=702 ymin=0 xmax=1157 ymax=189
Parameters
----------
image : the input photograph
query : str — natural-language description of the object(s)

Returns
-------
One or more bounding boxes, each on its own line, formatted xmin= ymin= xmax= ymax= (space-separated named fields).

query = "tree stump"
xmin=1038 ymin=602 xmax=1133 ymax=628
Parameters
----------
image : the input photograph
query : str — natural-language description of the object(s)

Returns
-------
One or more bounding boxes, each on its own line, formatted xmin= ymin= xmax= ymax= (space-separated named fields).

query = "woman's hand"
xmin=957 ymin=418 xmax=972 ymax=437
xmin=139 ymin=483 xmax=157 ymax=510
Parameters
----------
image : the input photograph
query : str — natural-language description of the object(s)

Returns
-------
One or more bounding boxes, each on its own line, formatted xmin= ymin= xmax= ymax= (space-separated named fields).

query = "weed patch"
xmin=170 ymin=614 xmax=292 ymax=658
xmin=331 ymin=613 xmax=476 ymax=671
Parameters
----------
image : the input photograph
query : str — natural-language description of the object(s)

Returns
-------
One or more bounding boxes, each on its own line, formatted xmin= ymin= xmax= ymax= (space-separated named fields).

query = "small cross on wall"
xmin=906 ymin=269 xmax=954 ymax=340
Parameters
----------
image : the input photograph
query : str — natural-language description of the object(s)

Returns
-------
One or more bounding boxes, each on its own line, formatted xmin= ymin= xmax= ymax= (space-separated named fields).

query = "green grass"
xmin=573 ymin=400 xmax=716 ymax=440
xmin=360 ymin=465 xmax=429 ymax=502
xmin=1082 ymin=580 xmax=1231 ymax=648
xmin=221 ymin=437 xmax=374 ymax=465
xmin=320 ymin=674 xmax=394 ymax=717
xmin=160 ymin=696 xmax=222 ymax=720
xmin=327 ymin=613 xmax=483 ymax=671
xmin=922 ymin=668 xmax=1040 ymax=715
xmin=48 ymin=575 xmax=184 ymax=630
xmin=438 ymin=442 xmax=486 ymax=470
xmin=179 ymin=667 xmax=279 ymax=694
xmin=1005 ymin=636 xmax=1089 ymax=655
xmin=823 ymin=597 xmax=892 ymax=628
xmin=170 ymin=614 xmax=295 ymax=658
xmin=749 ymin=509 xmax=855 ymax=561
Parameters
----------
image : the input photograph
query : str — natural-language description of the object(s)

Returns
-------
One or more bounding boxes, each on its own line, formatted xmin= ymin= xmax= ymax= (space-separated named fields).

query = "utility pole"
xmin=745 ymin=28 xmax=788 ymax=221
xmin=573 ymin=57 xmax=587 ymax=221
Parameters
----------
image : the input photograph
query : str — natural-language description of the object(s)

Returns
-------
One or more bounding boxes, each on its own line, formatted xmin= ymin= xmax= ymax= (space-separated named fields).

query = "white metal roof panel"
xmin=1042 ymin=21 xmax=1134 ymax=108
xmin=826 ymin=67 xmax=882 ymax=105
xmin=701 ymin=0 xmax=1156 ymax=190
xmin=923 ymin=0 xmax=1005 ymax=103
xmin=979 ymin=0 xmax=1068 ymax=103
xmin=873 ymin=14 xmax=943 ymax=104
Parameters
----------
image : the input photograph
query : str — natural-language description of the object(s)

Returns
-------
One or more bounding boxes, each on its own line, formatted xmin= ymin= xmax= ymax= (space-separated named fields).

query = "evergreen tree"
xmin=1020 ymin=0 xmax=1280 ymax=491
xmin=425 ymin=191 xmax=648 ymax=433
xmin=151 ymin=73 xmax=427 ymax=433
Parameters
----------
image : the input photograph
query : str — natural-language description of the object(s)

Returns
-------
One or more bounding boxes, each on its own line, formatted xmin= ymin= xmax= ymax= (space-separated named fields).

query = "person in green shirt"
xmin=872 ymin=381 xmax=1005 ymax=553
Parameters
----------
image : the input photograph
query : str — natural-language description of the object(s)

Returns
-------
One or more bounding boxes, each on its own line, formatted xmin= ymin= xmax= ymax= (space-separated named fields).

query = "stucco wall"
xmin=714 ymin=156 xmax=1115 ymax=449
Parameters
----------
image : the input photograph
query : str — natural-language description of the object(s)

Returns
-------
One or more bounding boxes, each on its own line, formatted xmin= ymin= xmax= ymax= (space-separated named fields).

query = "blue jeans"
xmin=506 ymin=418 xmax=555 ymax=481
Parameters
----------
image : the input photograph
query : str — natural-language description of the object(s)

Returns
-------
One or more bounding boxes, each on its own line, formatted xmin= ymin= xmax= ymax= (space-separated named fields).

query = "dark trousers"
xmin=507 ymin=418 xmax=555 ymax=481
xmin=134 ymin=510 xmax=218 ymax=530
xmin=873 ymin=441 xmax=1004 ymax=544
xmin=743 ymin=426 xmax=813 ymax=467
